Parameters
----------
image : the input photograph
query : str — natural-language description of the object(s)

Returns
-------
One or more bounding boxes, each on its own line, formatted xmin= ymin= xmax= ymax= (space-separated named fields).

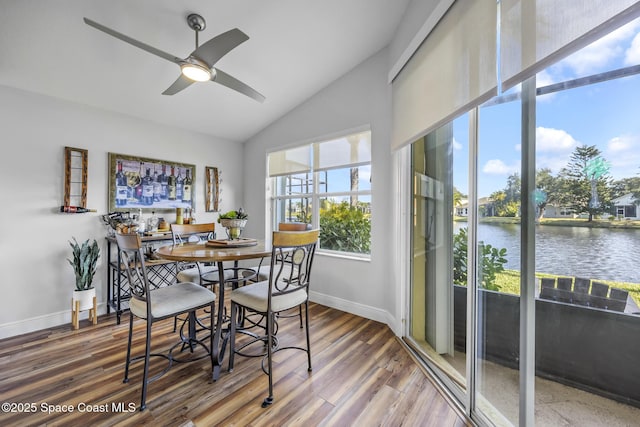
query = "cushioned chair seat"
xmin=177 ymin=265 xmax=218 ymax=283
xmin=130 ymin=282 xmax=216 ymax=320
xmin=251 ymin=265 xmax=270 ymax=282
xmin=230 ymin=281 xmax=307 ymax=313
xmin=244 ymin=264 xmax=295 ymax=283
xmin=178 ymin=265 xmax=241 ymax=283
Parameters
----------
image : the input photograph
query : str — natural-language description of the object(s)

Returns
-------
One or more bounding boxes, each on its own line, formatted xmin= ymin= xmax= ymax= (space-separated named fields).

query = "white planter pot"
xmin=72 ymin=288 xmax=96 ymax=311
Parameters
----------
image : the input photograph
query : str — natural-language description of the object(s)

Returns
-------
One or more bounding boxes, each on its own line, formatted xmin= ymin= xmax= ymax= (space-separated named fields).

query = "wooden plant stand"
xmin=71 ymin=296 xmax=98 ymax=330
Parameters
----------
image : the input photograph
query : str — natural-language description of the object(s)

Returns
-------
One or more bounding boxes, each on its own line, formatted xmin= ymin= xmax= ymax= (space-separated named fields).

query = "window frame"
xmin=268 ymin=129 xmax=372 ymax=259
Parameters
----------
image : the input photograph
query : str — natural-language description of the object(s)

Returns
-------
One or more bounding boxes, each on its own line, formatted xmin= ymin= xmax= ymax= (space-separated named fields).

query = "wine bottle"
xmin=167 ymin=166 xmax=177 ymax=200
xmin=60 ymin=206 xmax=97 ymax=213
xmin=182 ymin=169 xmax=192 ymax=203
xmin=142 ymin=168 xmax=154 ymax=206
xmin=176 ymin=168 xmax=184 ymax=201
xmin=134 ymin=161 xmax=144 ymax=201
xmin=159 ymin=164 xmax=168 ymax=200
xmin=136 ymin=208 xmax=146 ymax=233
xmin=146 ymin=210 xmax=159 ymax=232
xmin=152 ymin=166 xmax=162 ymax=203
xmin=115 ymin=161 xmax=128 ymax=206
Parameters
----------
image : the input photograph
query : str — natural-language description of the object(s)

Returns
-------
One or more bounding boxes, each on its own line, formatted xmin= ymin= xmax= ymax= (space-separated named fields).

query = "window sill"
xmin=316 ymin=250 xmax=371 ymax=262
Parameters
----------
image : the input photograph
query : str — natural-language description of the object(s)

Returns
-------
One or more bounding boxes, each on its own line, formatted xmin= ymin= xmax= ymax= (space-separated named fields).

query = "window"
xmin=268 ymin=130 xmax=372 ymax=256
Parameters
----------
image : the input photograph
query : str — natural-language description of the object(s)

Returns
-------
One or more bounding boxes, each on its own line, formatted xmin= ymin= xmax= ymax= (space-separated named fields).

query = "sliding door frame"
xmin=403 ymin=79 xmax=539 ymax=425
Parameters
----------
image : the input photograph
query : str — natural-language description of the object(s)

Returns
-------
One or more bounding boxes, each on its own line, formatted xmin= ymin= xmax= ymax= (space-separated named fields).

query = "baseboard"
xmin=0 ymin=303 xmax=108 ymax=339
xmin=309 ymin=290 xmax=398 ymax=333
xmin=3 ymin=295 xmax=398 ymax=340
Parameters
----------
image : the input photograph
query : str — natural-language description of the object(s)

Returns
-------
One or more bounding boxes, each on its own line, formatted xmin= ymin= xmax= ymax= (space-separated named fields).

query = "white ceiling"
xmin=0 ymin=0 xmax=410 ymax=142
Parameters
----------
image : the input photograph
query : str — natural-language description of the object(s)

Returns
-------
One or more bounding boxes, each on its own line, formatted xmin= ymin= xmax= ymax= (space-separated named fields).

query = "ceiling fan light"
xmin=181 ymin=63 xmax=211 ymax=82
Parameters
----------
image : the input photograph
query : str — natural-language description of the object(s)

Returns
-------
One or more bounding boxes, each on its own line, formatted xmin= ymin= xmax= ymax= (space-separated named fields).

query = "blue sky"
xmin=453 ymin=17 xmax=640 ymax=198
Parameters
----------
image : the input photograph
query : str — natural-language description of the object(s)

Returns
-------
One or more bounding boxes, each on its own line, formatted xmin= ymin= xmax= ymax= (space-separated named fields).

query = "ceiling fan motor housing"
xmin=187 ymin=13 xmax=206 ymax=32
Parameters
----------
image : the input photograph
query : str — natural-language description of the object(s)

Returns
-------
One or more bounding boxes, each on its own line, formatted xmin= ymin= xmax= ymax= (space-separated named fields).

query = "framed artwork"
xmin=205 ymin=166 xmax=220 ymax=212
xmin=108 ymin=152 xmax=195 ymax=212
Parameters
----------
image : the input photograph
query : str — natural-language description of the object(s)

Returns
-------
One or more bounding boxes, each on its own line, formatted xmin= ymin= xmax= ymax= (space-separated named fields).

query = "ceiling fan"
xmin=83 ymin=14 xmax=265 ymax=102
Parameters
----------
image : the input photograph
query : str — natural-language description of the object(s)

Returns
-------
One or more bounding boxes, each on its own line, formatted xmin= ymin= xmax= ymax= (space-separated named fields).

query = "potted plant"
xmin=68 ymin=237 xmax=100 ymax=328
xmin=218 ymin=208 xmax=248 ymax=240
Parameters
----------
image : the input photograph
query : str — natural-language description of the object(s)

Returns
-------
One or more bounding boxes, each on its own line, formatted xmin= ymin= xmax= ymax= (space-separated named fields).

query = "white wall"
xmin=242 ymin=48 xmax=396 ymax=328
xmin=0 ymin=85 xmax=243 ymax=338
xmin=0 ymin=1 xmax=451 ymax=339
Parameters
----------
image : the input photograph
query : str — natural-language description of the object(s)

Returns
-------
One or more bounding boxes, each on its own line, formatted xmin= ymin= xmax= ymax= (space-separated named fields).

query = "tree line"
xmin=459 ymin=144 xmax=640 ymax=221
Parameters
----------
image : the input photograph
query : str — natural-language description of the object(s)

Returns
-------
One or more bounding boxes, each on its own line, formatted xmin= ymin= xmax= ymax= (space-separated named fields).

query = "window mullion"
xmin=313 ymin=170 xmax=320 ymax=229
xmin=519 ymin=74 xmax=536 ymax=427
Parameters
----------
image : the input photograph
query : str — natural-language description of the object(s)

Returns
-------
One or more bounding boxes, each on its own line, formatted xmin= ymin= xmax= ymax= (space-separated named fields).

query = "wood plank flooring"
xmin=0 ymin=303 xmax=470 ymax=426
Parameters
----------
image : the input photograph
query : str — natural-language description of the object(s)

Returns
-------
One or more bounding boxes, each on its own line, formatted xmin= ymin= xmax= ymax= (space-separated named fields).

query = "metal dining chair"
xmin=115 ymin=233 xmax=216 ymax=411
xmin=170 ymin=223 xmax=216 ymax=333
xmin=170 ymin=222 xmax=217 ymax=285
xmin=243 ymin=222 xmax=310 ymax=328
xmin=244 ymin=223 xmax=309 ymax=281
xmin=228 ymin=229 xmax=319 ymax=407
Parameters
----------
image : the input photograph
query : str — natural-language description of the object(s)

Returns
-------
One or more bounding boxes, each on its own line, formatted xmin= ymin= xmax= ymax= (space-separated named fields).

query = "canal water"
xmin=454 ymin=222 xmax=640 ymax=284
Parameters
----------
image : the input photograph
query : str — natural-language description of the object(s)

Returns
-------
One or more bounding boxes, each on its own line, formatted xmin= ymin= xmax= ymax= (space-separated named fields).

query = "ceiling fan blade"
xmin=192 ymin=28 xmax=249 ymax=67
xmin=162 ymin=74 xmax=195 ymax=95
xmin=83 ymin=17 xmax=182 ymax=65
xmin=212 ymin=68 xmax=265 ymax=103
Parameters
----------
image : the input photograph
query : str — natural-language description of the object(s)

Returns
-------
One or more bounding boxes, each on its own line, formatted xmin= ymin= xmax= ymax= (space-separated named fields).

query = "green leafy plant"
xmin=319 ymin=201 xmax=371 ymax=254
xmin=453 ymin=227 xmax=468 ymax=286
xmin=68 ymin=238 xmax=100 ymax=291
xmin=453 ymin=227 xmax=507 ymax=290
xmin=217 ymin=207 xmax=248 ymax=222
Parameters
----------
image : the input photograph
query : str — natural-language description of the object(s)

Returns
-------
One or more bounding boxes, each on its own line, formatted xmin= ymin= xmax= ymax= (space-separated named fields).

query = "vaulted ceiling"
xmin=0 ymin=0 xmax=411 ymax=142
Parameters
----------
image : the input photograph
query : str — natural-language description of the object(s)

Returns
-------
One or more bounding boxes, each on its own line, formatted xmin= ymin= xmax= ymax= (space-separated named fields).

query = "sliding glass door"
xmin=406 ymin=16 xmax=640 ymax=425
xmin=408 ymin=118 xmax=468 ymax=401
xmin=472 ymin=90 xmax=524 ymax=425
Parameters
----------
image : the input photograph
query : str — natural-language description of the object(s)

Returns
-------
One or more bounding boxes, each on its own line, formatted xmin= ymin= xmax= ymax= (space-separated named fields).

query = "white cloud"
xmin=624 ymin=32 xmax=640 ymax=65
xmin=561 ymin=43 xmax=622 ymax=76
xmin=604 ymin=134 xmax=640 ymax=179
xmin=453 ymin=137 xmax=462 ymax=151
xmin=535 ymin=69 xmax=558 ymax=102
xmin=505 ymin=127 xmax=575 ymax=168
xmin=608 ymin=135 xmax=634 ymax=152
xmin=536 ymin=127 xmax=578 ymax=152
xmin=554 ymin=18 xmax=640 ymax=77
xmin=482 ymin=159 xmax=519 ymax=175
xmin=536 ymin=155 xmax=571 ymax=174
xmin=536 ymin=69 xmax=556 ymax=87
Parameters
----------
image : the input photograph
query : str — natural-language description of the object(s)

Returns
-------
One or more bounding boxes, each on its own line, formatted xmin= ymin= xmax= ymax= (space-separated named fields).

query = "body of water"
xmin=454 ymin=222 xmax=640 ymax=284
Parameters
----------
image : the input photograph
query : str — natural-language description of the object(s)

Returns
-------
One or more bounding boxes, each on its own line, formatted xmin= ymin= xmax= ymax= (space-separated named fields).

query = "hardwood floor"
xmin=0 ymin=303 xmax=470 ymax=426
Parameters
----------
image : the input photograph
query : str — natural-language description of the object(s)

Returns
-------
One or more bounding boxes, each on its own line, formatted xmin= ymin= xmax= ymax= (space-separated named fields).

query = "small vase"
xmin=227 ymin=227 xmax=242 ymax=240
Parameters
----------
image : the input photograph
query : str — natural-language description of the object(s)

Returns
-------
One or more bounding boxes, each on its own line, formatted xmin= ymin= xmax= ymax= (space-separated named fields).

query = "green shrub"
xmin=453 ymin=227 xmax=508 ymax=290
xmin=453 ymin=228 xmax=468 ymax=286
xmin=319 ymin=201 xmax=370 ymax=254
